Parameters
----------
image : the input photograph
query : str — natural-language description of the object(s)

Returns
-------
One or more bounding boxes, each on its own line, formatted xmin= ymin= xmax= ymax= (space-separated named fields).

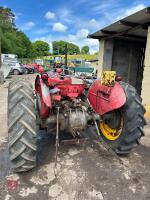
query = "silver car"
xmin=3 ymin=61 xmax=24 ymax=75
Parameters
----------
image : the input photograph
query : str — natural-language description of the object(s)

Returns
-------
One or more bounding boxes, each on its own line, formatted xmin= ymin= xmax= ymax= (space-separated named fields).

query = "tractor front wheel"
xmin=8 ymin=80 xmax=37 ymax=172
xmin=99 ymin=82 xmax=146 ymax=155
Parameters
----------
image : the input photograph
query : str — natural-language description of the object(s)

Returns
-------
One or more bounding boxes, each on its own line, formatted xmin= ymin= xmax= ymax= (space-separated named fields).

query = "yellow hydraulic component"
xmin=100 ymin=118 xmax=123 ymax=141
xmin=101 ymin=71 xmax=116 ymax=86
xmin=100 ymin=122 xmax=120 ymax=140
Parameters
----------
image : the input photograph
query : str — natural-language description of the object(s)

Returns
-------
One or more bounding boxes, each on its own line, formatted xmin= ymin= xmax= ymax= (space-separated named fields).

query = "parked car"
xmin=2 ymin=54 xmax=24 ymax=75
xmin=3 ymin=61 xmax=24 ymax=75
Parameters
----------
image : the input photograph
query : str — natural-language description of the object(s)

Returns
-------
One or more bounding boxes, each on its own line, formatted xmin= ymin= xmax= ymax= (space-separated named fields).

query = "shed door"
xmin=112 ymin=39 xmax=145 ymax=94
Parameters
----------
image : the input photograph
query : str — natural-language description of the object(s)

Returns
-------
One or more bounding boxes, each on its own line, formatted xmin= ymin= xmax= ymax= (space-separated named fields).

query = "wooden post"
xmin=65 ymin=44 xmax=67 ymax=66
xmin=64 ymin=44 xmax=68 ymax=74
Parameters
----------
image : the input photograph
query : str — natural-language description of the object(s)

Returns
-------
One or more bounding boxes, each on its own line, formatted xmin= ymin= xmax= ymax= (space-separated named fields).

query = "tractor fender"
xmin=35 ymin=75 xmax=51 ymax=108
xmin=87 ymin=80 xmax=126 ymax=115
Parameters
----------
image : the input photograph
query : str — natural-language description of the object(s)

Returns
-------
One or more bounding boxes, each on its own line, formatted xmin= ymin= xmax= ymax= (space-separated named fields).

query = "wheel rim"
xmin=14 ymin=70 xmax=19 ymax=75
xmin=100 ymin=110 xmax=124 ymax=141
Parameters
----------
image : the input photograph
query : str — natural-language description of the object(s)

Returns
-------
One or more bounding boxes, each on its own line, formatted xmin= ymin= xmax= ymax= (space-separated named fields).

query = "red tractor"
xmin=24 ymin=63 xmax=44 ymax=73
xmin=8 ymin=70 xmax=146 ymax=172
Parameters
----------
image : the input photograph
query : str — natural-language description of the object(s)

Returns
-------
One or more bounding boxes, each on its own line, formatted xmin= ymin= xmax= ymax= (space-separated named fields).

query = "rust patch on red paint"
xmin=6 ymin=179 xmax=18 ymax=191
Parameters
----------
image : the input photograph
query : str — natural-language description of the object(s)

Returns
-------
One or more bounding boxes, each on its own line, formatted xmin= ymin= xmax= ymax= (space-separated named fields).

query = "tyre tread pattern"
xmin=115 ymin=82 xmax=146 ymax=154
xmin=8 ymin=80 xmax=37 ymax=172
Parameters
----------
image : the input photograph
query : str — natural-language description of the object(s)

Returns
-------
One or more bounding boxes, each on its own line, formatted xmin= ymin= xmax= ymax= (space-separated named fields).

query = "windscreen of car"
xmin=3 ymin=58 xmax=19 ymax=63
xmin=3 ymin=61 xmax=17 ymax=66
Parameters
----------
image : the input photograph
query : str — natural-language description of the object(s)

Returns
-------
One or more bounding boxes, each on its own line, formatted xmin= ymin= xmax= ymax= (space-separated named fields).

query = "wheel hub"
xmin=100 ymin=110 xmax=123 ymax=141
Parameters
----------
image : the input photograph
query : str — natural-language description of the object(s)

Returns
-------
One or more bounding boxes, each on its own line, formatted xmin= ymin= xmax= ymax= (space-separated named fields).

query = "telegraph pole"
xmin=65 ymin=44 xmax=67 ymax=67
xmin=64 ymin=44 xmax=68 ymax=74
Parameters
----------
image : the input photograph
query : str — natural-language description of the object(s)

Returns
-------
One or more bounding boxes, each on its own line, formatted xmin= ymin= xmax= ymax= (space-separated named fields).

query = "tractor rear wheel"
xmin=99 ymin=82 xmax=146 ymax=155
xmin=8 ymin=80 xmax=37 ymax=172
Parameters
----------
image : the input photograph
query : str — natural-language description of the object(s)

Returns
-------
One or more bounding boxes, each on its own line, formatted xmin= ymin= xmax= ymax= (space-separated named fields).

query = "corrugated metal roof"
xmin=88 ymin=7 xmax=150 ymax=40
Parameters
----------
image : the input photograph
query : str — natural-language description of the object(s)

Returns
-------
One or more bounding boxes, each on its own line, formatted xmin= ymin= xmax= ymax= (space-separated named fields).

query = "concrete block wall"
xmin=141 ymin=26 xmax=150 ymax=123
xmin=98 ymin=39 xmax=114 ymax=77
xmin=98 ymin=40 xmax=104 ymax=77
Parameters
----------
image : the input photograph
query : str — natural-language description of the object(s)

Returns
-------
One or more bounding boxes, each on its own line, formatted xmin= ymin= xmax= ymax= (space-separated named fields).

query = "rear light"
xmin=115 ymin=76 xmax=122 ymax=82
xmin=41 ymin=73 xmax=48 ymax=81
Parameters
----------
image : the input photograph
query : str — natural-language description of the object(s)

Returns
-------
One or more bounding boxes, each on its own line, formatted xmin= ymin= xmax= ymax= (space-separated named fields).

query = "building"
xmin=89 ymin=7 xmax=150 ymax=123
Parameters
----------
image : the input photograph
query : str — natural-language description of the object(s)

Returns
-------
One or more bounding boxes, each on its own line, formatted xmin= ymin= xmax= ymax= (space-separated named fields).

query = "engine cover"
xmin=48 ymin=74 xmax=85 ymax=99
xmin=87 ymin=80 xmax=126 ymax=115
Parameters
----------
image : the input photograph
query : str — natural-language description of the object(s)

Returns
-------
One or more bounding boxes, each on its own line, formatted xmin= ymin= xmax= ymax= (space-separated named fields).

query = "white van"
xmin=2 ymin=54 xmax=24 ymax=75
xmin=1 ymin=54 xmax=18 ymax=62
xmin=34 ymin=59 xmax=44 ymax=65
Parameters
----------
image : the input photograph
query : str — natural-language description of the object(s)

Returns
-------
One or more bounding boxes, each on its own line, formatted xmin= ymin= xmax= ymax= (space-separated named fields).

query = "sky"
xmin=0 ymin=0 xmax=150 ymax=53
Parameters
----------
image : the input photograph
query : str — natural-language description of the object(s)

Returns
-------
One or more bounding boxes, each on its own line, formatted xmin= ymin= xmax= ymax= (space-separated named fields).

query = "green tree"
xmin=81 ymin=46 xmax=89 ymax=54
xmin=1 ymin=30 xmax=32 ymax=58
xmin=0 ymin=6 xmax=15 ymax=30
xmin=0 ymin=6 xmax=33 ymax=58
xmin=52 ymin=41 xmax=66 ymax=55
xmin=94 ymin=51 xmax=99 ymax=55
xmin=68 ymin=42 xmax=80 ymax=55
xmin=32 ymin=40 xmax=50 ymax=57
xmin=16 ymin=31 xmax=32 ymax=58
xmin=0 ymin=7 xmax=15 ymax=62
xmin=52 ymin=41 xmax=80 ymax=55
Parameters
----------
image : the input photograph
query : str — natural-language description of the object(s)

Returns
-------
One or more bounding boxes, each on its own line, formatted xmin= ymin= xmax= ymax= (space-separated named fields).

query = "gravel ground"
xmin=0 ymin=74 xmax=150 ymax=200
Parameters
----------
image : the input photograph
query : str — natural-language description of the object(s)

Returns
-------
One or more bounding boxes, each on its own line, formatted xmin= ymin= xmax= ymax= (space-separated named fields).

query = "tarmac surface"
xmin=0 ymin=74 xmax=150 ymax=200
